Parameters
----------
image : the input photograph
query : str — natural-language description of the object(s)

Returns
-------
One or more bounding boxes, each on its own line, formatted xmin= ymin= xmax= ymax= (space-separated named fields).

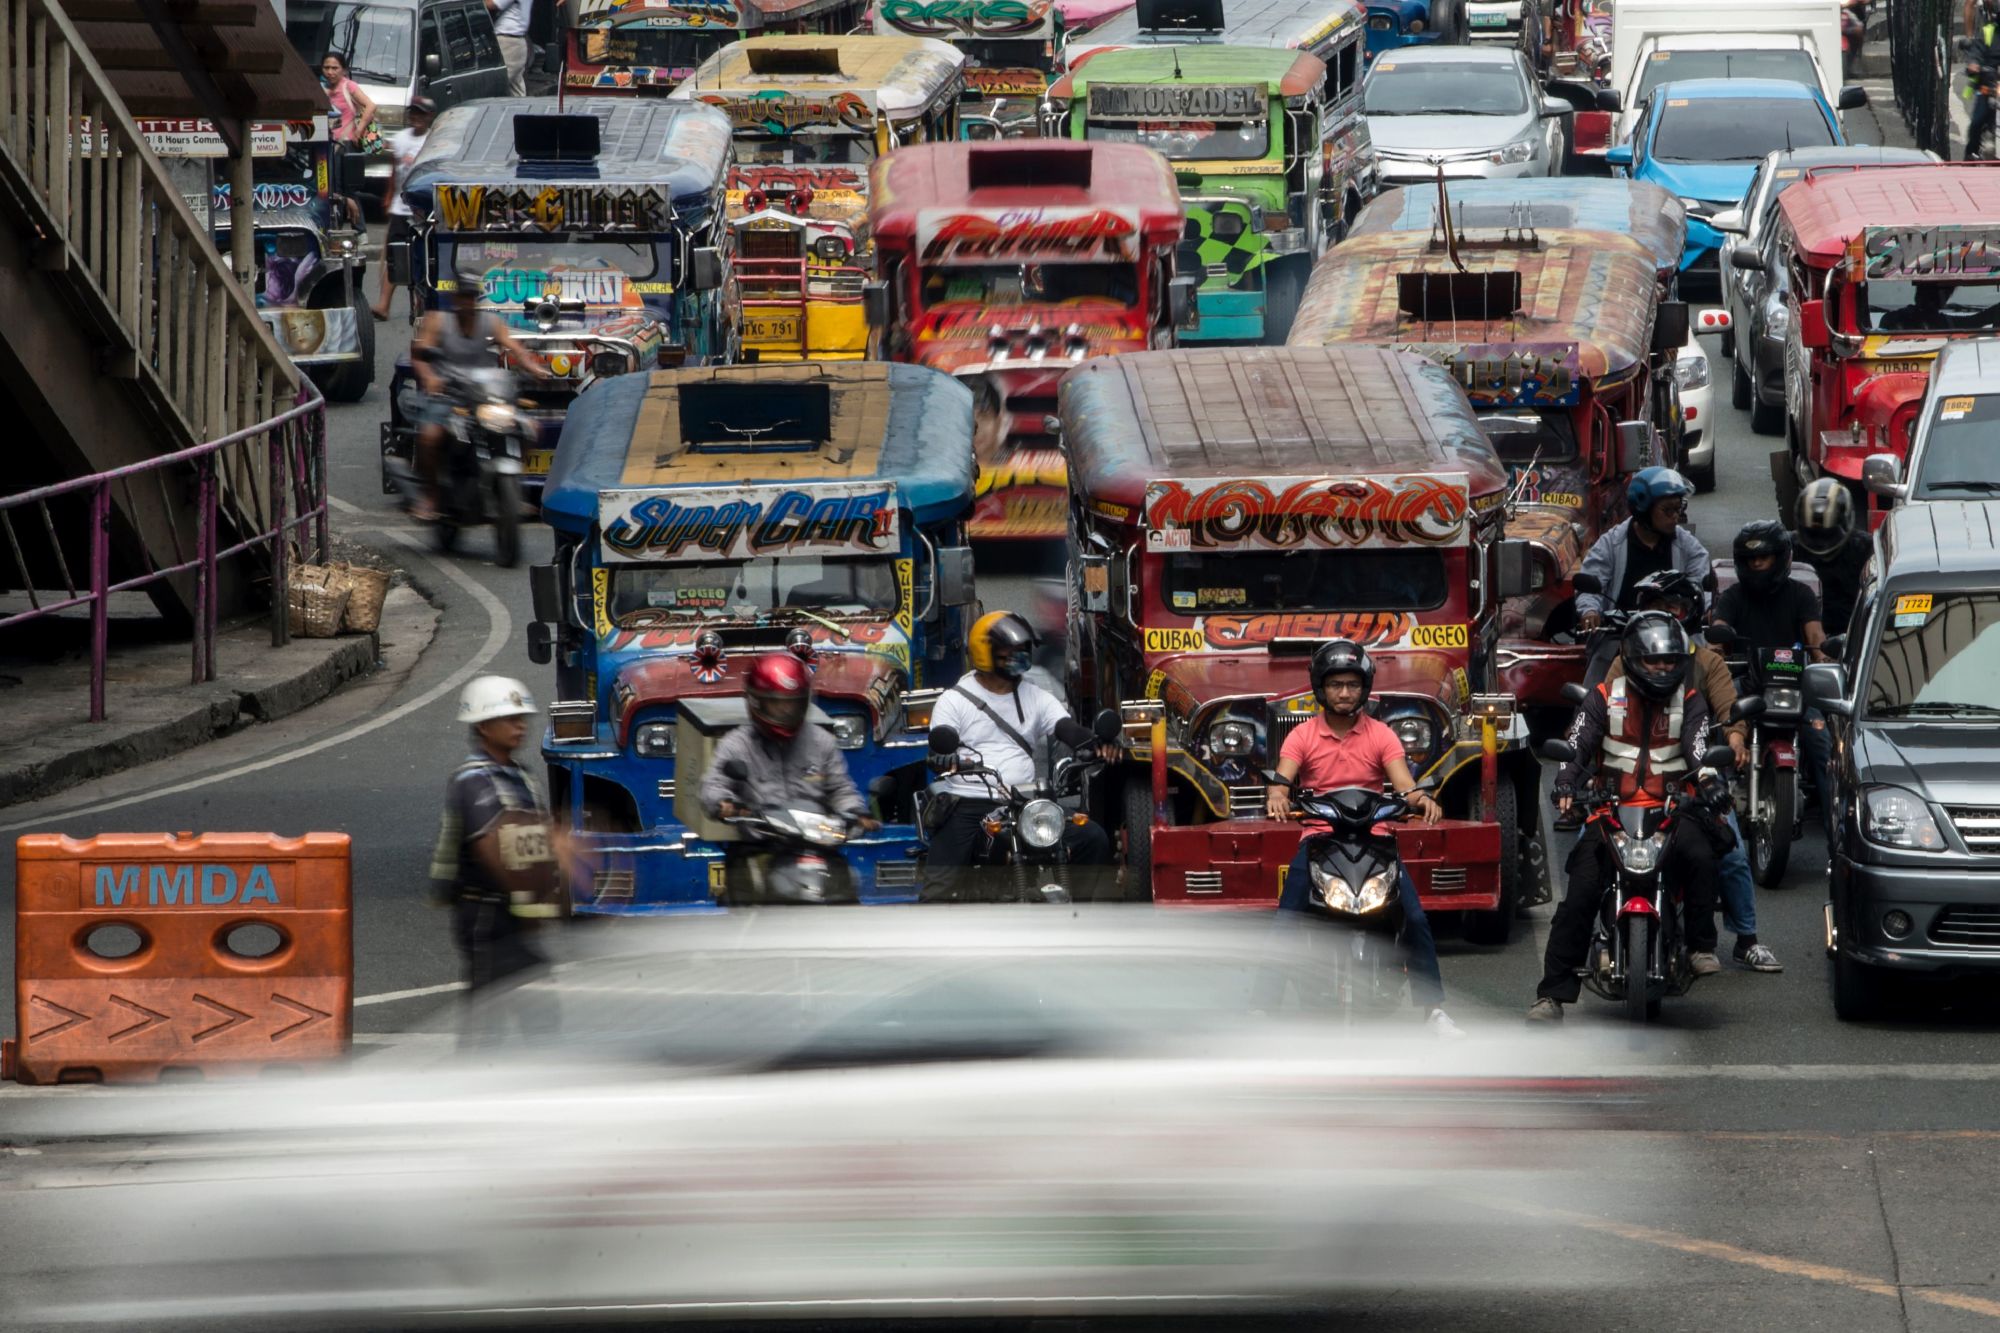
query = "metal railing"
xmin=0 ymin=384 xmax=329 ymax=723
xmin=1889 ymin=0 xmax=1954 ymax=157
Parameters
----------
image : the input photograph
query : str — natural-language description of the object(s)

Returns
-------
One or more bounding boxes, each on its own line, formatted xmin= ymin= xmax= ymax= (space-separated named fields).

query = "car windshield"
xmin=1912 ymin=393 xmax=2000 ymax=498
xmin=574 ymin=22 xmax=734 ymax=80
xmin=1159 ymin=549 xmax=1449 ymax=614
xmin=1634 ymin=49 xmax=1821 ymax=103
xmin=1865 ymin=593 xmax=2000 ymax=718
xmin=1858 ymin=281 xmax=2000 ymax=335
xmin=443 ymin=239 xmax=660 ymax=307
xmin=322 ymin=3 xmax=414 ymax=84
xmin=1478 ymin=410 xmax=1580 ymax=464
xmin=1085 ymin=116 xmax=1270 ymax=161
xmin=609 ymin=558 xmax=899 ymax=624
xmin=920 ymin=263 xmax=1140 ymax=309
xmin=1364 ymin=61 xmax=1528 ymax=116
xmin=737 ymin=134 xmax=878 ymax=166
xmin=1650 ymin=97 xmax=1835 ymax=162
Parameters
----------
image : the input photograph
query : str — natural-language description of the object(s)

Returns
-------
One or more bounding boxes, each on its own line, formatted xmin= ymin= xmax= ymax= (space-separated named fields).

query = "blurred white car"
xmin=1677 ymin=330 xmax=1715 ymax=491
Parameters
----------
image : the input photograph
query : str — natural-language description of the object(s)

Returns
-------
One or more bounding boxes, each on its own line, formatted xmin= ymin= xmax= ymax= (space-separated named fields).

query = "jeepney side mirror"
xmin=1839 ymin=85 xmax=1869 ymax=110
xmin=1798 ymin=299 xmax=1831 ymax=350
xmin=529 ymin=562 xmax=562 ymax=625
xmin=1078 ymin=551 xmax=1111 ymax=612
xmin=933 ymin=545 xmax=975 ymax=614
xmin=1651 ymin=300 xmax=1689 ymax=355
xmin=689 ymin=246 xmax=724 ymax=292
xmin=1168 ymin=274 xmax=1198 ymax=329
xmin=1614 ymin=419 xmax=1656 ymax=473
xmin=387 ymin=239 xmax=413 ymax=288
xmin=1495 ymin=539 xmax=1536 ymax=600
xmin=1595 ymin=88 xmax=1621 ymax=112
xmin=862 ymin=279 xmax=890 ymax=328
xmin=423 ymin=52 xmax=441 ymax=81
xmin=526 ymin=622 xmax=553 ymax=666
xmin=1803 ymin=662 xmax=1853 ymax=717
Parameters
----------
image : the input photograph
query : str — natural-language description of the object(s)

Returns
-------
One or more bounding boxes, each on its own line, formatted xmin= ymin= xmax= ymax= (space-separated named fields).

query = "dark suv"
xmin=1807 ymin=500 xmax=2000 ymax=1019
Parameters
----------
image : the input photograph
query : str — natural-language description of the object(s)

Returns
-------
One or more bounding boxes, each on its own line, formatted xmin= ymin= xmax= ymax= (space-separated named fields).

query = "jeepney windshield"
xmin=1864 ymin=593 xmax=2000 ymax=720
xmin=737 ymin=134 xmax=879 ymax=166
xmin=609 ymin=558 xmax=900 ymax=623
xmin=574 ymin=22 xmax=735 ymax=77
xmin=322 ymin=3 xmax=415 ymax=84
xmin=1086 ymin=114 xmax=1270 ymax=161
xmin=1857 ymin=280 xmax=2000 ymax=335
xmin=920 ymin=262 xmax=1139 ymax=309
xmin=442 ymin=239 xmax=661 ymax=305
xmin=1159 ymin=549 xmax=1449 ymax=614
xmin=1479 ymin=410 xmax=1580 ymax=464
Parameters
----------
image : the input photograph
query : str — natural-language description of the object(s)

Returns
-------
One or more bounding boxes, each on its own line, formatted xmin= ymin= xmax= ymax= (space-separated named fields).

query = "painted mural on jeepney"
xmin=966 ymin=67 xmax=1049 ymax=95
xmin=603 ymin=614 xmax=915 ymax=678
xmin=1862 ymin=224 xmax=2000 ymax=280
xmin=916 ymin=207 xmax=1143 ymax=263
xmin=1199 ymin=610 xmax=1420 ymax=648
xmin=435 ymin=183 xmax=677 ymax=233
xmin=1142 ymin=474 xmax=1471 ymax=551
xmin=727 ymin=163 xmax=868 ymax=202
xmin=263 ymin=307 xmax=363 ymax=361
xmin=597 ymin=481 xmax=902 ymax=561
xmin=878 ymin=0 xmax=1055 ymax=35
xmin=1398 ymin=341 xmax=1584 ymax=408
xmin=696 ymin=90 xmax=877 ymax=136
xmin=1506 ymin=461 xmax=1588 ymax=513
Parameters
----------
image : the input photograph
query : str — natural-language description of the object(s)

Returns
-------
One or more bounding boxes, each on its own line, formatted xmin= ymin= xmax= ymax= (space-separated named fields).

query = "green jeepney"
xmin=1047 ymin=45 xmax=1343 ymax=344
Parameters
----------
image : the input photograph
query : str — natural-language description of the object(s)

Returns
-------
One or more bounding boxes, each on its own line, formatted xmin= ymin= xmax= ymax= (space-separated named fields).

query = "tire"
xmin=1464 ymin=779 xmax=1518 ymax=945
xmin=1261 ymin=258 xmax=1307 ymax=346
xmin=1687 ymin=455 xmax=1716 ymax=494
xmin=1623 ymin=914 xmax=1654 ymax=1025
xmin=308 ymin=288 xmax=376 ymax=404
xmin=1720 ymin=326 xmax=1736 ymax=360
xmin=1774 ymin=443 xmax=1804 ymax=523
xmin=491 ymin=471 xmax=522 ymax=569
xmin=1832 ymin=948 xmax=1884 ymax=1021
xmin=1121 ymin=774 xmax=1155 ymax=902
xmin=1731 ymin=352 xmax=1752 ymax=410
xmin=1751 ymin=766 xmax=1796 ymax=887
xmin=1750 ymin=390 xmax=1784 ymax=436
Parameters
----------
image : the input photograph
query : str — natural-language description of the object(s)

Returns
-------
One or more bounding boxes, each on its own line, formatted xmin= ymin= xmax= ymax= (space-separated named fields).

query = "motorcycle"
xmin=1286 ymin=784 xmax=1424 ymax=1014
xmin=1709 ymin=627 xmax=1806 ymax=887
xmin=921 ymin=708 xmax=1121 ymax=902
xmin=712 ymin=757 xmax=863 ymax=905
xmin=385 ymin=359 xmax=529 ymax=568
xmin=1540 ymin=734 xmax=1735 ymax=1024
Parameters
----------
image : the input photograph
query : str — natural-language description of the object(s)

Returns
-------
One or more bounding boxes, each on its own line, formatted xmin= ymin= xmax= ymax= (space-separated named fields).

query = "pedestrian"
xmin=489 ymin=0 xmax=533 ymax=97
xmin=373 ymin=95 xmax=436 ymax=321
xmin=319 ymin=52 xmax=379 ymax=149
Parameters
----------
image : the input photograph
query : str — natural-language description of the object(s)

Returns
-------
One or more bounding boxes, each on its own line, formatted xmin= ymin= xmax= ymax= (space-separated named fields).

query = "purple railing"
xmin=0 ymin=384 xmax=329 ymax=722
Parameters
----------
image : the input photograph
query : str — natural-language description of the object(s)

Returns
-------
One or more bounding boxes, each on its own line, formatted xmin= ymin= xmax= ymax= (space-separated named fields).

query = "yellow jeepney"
xmin=669 ymin=36 xmax=967 ymax=361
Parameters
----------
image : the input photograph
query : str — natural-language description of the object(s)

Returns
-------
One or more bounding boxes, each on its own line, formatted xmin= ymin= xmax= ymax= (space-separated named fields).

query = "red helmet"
xmin=745 ymin=652 xmax=810 ymax=741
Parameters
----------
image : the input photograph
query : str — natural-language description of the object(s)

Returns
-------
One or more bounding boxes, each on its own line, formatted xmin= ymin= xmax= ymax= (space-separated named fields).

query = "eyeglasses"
xmin=1653 ymin=500 xmax=1687 ymax=517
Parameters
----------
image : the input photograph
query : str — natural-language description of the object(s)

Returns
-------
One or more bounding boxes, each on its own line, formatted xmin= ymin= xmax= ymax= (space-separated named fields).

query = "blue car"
xmin=1607 ymin=77 xmax=1857 ymax=292
xmin=1364 ymin=0 xmax=1458 ymax=63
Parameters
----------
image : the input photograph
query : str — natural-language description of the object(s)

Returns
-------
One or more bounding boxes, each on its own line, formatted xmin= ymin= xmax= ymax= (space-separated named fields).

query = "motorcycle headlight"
xmin=1020 ymin=798 xmax=1065 ymax=849
xmin=1206 ymin=717 xmax=1257 ymax=759
xmin=475 ymin=402 xmax=519 ymax=432
xmin=1491 ymin=139 xmax=1535 ymax=164
xmin=1861 ymin=785 xmax=1946 ymax=851
xmin=1390 ymin=715 xmax=1435 ymax=763
xmin=1354 ymin=871 xmax=1394 ymax=913
xmin=827 ymin=714 xmax=868 ymax=750
xmin=1612 ymin=832 xmax=1662 ymax=875
xmin=1676 ymin=354 xmax=1710 ymax=390
xmin=634 ymin=721 xmax=675 ymax=758
xmin=1764 ymin=685 xmax=1802 ymax=715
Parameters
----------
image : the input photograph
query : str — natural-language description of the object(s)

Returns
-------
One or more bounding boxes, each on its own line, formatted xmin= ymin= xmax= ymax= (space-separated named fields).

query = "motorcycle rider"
xmin=1265 ymin=640 xmax=1461 ymax=1039
xmin=699 ymin=652 xmax=880 ymax=901
xmin=1575 ymin=466 xmax=1711 ymax=689
xmin=922 ymin=611 xmax=1117 ymax=901
xmin=1529 ymin=613 xmax=1725 ymax=1021
xmin=1793 ymin=478 xmax=1871 ymax=639
xmin=408 ymin=277 xmax=551 ymax=522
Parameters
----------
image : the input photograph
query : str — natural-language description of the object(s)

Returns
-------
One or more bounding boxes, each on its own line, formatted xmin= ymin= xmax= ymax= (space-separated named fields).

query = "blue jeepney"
xmin=526 ymin=362 xmax=979 ymax=911
xmin=382 ymin=98 xmax=737 ymax=503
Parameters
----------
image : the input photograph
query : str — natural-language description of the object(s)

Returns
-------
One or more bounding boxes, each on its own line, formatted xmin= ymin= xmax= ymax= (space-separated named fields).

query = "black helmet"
xmin=1795 ymin=477 xmax=1857 ymax=558
xmin=1621 ymin=611 xmax=1691 ymax=702
xmin=1631 ymin=568 xmax=1702 ymax=631
xmin=1310 ymin=638 xmax=1375 ymax=706
xmin=1732 ymin=520 xmax=1794 ymax=595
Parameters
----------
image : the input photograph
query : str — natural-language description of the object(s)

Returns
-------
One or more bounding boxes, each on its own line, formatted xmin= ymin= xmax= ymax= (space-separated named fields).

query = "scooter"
xmin=1287 ymin=784 xmax=1424 ymax=1013
xmin=1710 ymin=626 xmax=1806 ymax=887
xmin=712 ymin=758 xmax=863 ymax=905
xmin=385 ymin=358 xmax=529 ymax=568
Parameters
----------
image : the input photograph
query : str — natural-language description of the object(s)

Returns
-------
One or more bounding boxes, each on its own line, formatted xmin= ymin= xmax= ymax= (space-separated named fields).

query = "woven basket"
xmin=327 ymin=561 xmax=392 ymax=634
xmin=288 ymin=565 xmax=350 ymax=639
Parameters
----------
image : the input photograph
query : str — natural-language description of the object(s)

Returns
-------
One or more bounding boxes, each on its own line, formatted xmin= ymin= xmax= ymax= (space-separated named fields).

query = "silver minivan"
xmin=1865 ymin=339 xmax=2000 ymax=506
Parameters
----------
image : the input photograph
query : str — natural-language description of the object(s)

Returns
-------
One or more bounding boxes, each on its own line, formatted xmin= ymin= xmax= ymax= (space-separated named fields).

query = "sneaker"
xmin=1734 ymin=941 xmax=1784 ymax=973
xmin=1427 ymin=1009 xmax=1467 ymax=1039
xmin=1525 ymin=997 xmax=1565 ymax=1023
xmin=1689 ymin=951 xmax=1723 ymax=976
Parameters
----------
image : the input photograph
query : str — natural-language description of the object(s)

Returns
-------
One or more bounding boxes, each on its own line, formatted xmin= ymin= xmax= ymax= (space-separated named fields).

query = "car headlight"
xmin=827 ymin=714 xmax=868 ymax=750
xmin=634 ymin=721 xmax=675 ymax=758
xmin=1763 ymin=685 xmax=1801 ymax=714
xmin=1612 ymin=832 xmax=1661 ymax=874
xmin=1675 ymin=354 xmax=1710 ymax=390
xmin=1678 ymin=197 xmax=1712 ymax=218
xmin=1206 ymin=717 xmax=1256 ymax=758
xmin=1492 ymin=139 xmax=1535 ymax=164
xmin=1020 ymin=798 xmax=1065 ymax=849
xmin=475 ymin=402 xmax=518 ymax=432
xmin=1861 ymin=785 xmax=1946 ymax=851
xmin=1389 ymin=714 xmax=1434 ymax=762
xmin=1764 ymin=300 xmax=1791 ymax=337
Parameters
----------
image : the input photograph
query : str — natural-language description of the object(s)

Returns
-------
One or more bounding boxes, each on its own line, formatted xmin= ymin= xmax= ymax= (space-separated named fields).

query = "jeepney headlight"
xmin=634 ymin=721 xmax=675 ymax=758
xmin=475 ymin=402 xmax=519 ymax=432
xmin=828 ymin=714 xmax=868 ymax=750
xmin=1020 ymin=798 xmax=1065 ymax=849
xmin=1212 ymin=211 xmax=1246 ymax=241
xmin=812 ymin=235 xmax=847 ymax=262
xmin=1207 ymin=718 xmax=1256 ymax=758
xmin=590 ymin=350 xmax=628 ymax=378
xmin=1408 ymin=16 xmax=1425 ymax=31
xmin=1390 ymin=714 xmax=1435 ymax=762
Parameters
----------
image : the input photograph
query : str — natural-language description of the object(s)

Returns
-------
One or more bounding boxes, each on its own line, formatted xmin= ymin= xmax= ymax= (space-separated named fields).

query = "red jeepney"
xmin=1286 ymin=221 xmax=1679 ymax=719
xmin=1060 ymin=345 xmax=1546 ymax=940
xmin=866 ymin=140 xmax=1189 ymax=543
xmin=1763 ymin=164 xmax=2000 ymax=525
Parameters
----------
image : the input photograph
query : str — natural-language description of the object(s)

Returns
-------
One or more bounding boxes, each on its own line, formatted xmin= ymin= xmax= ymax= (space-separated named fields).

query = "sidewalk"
xmin=1852 ymin=45 xmax=1967 ymax=156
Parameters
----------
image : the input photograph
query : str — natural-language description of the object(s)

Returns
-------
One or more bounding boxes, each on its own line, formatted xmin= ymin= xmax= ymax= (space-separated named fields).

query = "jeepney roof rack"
xmin=745 ymin=44 xmax=846 ymax=76
xmin=514 ymin=114 xmax=601 ymax=168
xmin=1396 ymin=269 xmax=1523 ymax=325
xmin=969 ymin=145 xmax=1091 ymax=190
xmin=1429 ymin=200 xmax=1541 ymax=255
xmin=681 ymin=380 xmax=833 ymax=454
xmin=1135 ymin=0 xmax=1224 ymax=33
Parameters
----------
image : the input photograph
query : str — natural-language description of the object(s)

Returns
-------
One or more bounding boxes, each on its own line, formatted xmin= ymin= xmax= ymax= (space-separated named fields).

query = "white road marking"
xmin=352 ymin=981 xmax=468 ymax=1007
xmin=0 ymin=527 xmax=511 ymax=831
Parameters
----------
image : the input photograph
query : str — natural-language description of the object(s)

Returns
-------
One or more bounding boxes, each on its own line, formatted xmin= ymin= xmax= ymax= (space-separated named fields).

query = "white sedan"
xmin=1677 ymin=329 xmax=1716 ymax=492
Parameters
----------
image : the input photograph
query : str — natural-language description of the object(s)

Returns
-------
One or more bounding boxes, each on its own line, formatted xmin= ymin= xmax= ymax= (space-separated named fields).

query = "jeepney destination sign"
xmin=1861 ymin=224 xmax=2000 ymax=280
xmin=1143 ymin=474 xmax=1472 ymax=551
xmin=917 ymin=206 xmax=1141 ymax=263
xmin=436 ymin=183 xmax=672 ymax=233
xmin=599 ymin=481 xmax=902 ymax=562
xmin=1086 ymin=83 xmax=1263 ymax=120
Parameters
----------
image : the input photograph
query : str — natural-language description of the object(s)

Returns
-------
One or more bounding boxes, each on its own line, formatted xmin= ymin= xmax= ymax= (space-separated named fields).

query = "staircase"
xmin=0 ymin=0 xmax=301 ymax=620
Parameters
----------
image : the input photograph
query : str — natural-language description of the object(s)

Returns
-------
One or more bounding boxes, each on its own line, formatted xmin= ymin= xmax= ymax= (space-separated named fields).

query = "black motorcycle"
xmin=385 ymin=359 xmax=529 ymax=568
xmin=1287 ymin=784 xmax=1423 ymax=1013
xmin=921 ymin=709 xmax=1120 ymax=902
xmin=1709 ymin=626 xmax=1807 ymax=886
xmin=711 ymin=758 xmax=865 ymax=905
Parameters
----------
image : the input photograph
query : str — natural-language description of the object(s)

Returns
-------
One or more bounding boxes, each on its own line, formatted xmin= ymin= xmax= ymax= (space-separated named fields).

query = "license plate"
xmin=745 ymin=313 xmax=802 ymax=345
xmin=1470 ymin=11 xmax=1507 ymax=24
xmin=524 ymin=449 xmax=554 ymax=475
xmin=707 ymin=862 xmax=726 ymax=894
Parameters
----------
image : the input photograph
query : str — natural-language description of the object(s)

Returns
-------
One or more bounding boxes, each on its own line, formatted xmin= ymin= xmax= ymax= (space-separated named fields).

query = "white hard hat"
xmin=458 ymin=675 xmax=537 ymax=725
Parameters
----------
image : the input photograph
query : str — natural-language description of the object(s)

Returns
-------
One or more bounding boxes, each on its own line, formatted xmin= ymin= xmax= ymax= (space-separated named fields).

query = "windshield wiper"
xmin=769 ymin=606 xmax=851 ymax=641
xmin=1920 ymin=479 xmax=2000 ymax=493
xmin=1876 ymin=701 xmax=2000 ymax=717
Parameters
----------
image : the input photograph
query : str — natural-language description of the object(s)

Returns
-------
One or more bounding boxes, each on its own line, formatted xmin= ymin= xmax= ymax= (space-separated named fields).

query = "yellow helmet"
xmin=967 ymin=610 xmax=1036 ymax=678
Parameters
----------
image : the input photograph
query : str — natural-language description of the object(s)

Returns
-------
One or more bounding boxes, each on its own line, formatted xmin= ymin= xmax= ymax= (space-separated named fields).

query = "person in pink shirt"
xmin=1266 ymin=639 xmax=1459 ymax=1036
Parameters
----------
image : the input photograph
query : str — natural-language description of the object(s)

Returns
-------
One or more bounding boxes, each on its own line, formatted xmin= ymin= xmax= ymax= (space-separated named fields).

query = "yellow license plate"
xmin=746 ymin=313 xmax=802 ymax=344
xmin=707 ymin=861 xmax=726 ymax=895
xmin=524 ymin=449 xmax=554 ymax=475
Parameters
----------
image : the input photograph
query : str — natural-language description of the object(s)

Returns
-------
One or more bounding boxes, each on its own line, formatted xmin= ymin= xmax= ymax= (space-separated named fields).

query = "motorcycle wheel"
xmin=1465 ymin=780 xmax=1519 ymax=945
xmin=491 ymin=471 xmax=522 ymax=569
xmin=1623 ymin=915 xmax=1655 ymax=1025
xmin=1753 ymin=766 xmax=1796 ymax=888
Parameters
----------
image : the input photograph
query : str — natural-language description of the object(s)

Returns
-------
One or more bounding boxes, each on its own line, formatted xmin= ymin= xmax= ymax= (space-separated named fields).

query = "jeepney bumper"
xmin=564 ymin=825 xmax=928 ymax=913
xmin=1184 ymin=288 xmax=1268 ymax=343
xmin=1149 ymin=818 xmax=1502 ymax=913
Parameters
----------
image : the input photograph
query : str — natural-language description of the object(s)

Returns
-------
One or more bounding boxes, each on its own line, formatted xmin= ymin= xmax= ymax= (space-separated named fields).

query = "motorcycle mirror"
xmin=1570 ymin=571 xmax=1603 ymax=596
xmin=928 ymin=724 xmax=961 ymax=755
xmin=722 ymin=759 xmax=749 ymax=782
xmin=1700 ymin=744 xmax=1736 ymax=768
xmin=1701 ymin=569 xmax=1719 ymax=592
xmin=1560 ymin=681 xmax=1590 ymax=707
xmin=1733 ymin=695 xmax=1767 ymax=721
xmin=1705 ymin=622 xmax=1737 ymax=648
xmin=1261 ymin=767 xmax=1292 ymax=787
xmin=1822 ymin=633 xmax=1847 ymax=659
xmin=1090 ymin=708 xmax=1121 ymax=742
xmin=1540 ymin=738 xmax=1578 ymax=764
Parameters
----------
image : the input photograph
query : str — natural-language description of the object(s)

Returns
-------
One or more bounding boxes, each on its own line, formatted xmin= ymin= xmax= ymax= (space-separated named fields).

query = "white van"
xmin=1608 ymin=0 xmax=1860 ymax=144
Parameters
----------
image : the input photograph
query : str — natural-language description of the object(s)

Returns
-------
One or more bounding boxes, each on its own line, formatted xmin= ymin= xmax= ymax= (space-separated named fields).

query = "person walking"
xmin=319 ymin=53 xmax=378 ymax=148
xmin=373 ymin=95 xmax=435 ymax=321
xmin=489 ymin=0 xmax=534 ymax=97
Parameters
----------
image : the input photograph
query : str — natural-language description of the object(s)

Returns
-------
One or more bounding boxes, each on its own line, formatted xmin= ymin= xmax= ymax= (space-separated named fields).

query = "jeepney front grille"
xmin=657 ymin=779 xmax=674 ymax=800
xmin=592 ymin=869 xmax=636 ymax=903
xmin=1268 ymin=709 xmax=1314 ymax=759
xmin=1227 ymin=784 xmax=1266 ymax=817
xmin=740 ymin=227 xmax=803 ymax=260
xmin=875 ymin=860 xmax=920 ymax=889
xmin=1931 ymin=907 xmax=2000 ymax=947
xmin=1429 ymin=866 xmax=1470 ymax=893
xmin=1948 ymin=807 xmax=2000 ymax=853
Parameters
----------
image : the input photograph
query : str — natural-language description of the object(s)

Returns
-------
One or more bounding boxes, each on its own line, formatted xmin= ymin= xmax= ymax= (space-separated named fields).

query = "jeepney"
xmin=526 ymin=362 xmax=980 ymax=910
xmin=142 ymin=117 xmax=374 ymax=403
xmin=1757 ymin=166 xmax=2000 ymax=527
xmin=865 ymin=140 xmax=1189 ymax=543
xmin=1287 ymin=215 xmax=1683 ymax=718
xmin=669 ymin=36 xmax=967 ymax=362
xmin=381 ymin=100 xmax=736 ymax=503
xmin=1047 ymin=43 xmax=1363 ymax=345
xmin=1059 ymin=345 xmax=1544 ymax=936
xmin=868 ymin=0 xmax=1064 ymax=137
xmin=565 ymin=0 xmax=866 ymax=94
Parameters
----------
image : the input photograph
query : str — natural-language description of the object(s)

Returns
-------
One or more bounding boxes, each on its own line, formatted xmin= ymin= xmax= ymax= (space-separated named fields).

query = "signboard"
xmin=135 ymin=117 xmax=326 ymax=158
xmin=435 ymin=183 xmax=673 ymax=233
xmin=1086 ymin=83 xmax=1264 ymax=120
xmin=916 ymin=206 xmax=1141 ymax=263
xmin=877 ymin=0 xmax=1057 ymax=36
xmin=1861 ymin=224 xmax=2000 ymax=280
xmin=598 ymin=481 xmax=902 ymax=562
xmin=1397 ymin=341 xmax=1584 ymax=407
xmin=966 ymin=67 xmax=1050 ymax=96
xmin=576 ymin=0 xmax=738 ymax=28
xmin=260 ymin=308 xmax=363 ymax=364
xmin=694 ymin=90 xmax=876 ymax=136
xmin=1142 ymin=474 xmax=1472 ymax=551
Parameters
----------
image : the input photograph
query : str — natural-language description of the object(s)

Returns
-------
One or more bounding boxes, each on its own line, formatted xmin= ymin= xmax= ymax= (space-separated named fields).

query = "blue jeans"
xmin=1718 ymin=810 xmax=1755 ymax=939
xmin=1282 ymin=840 xmax=1445 ymax=1010
xmin=1802 ymin=708 xmax=1834 ymax=841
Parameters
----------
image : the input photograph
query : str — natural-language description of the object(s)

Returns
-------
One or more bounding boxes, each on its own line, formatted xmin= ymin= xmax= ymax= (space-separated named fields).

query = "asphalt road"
xmin=9 ymin=313 xmax=2000 ymax=1330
